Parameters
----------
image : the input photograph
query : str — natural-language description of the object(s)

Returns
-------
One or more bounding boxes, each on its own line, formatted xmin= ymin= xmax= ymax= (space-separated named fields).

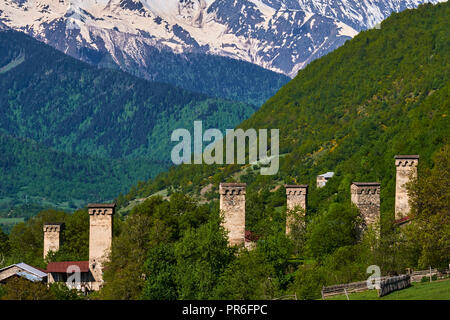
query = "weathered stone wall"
xmin=0 ymin=266 xmax=21 ymax=283
xmin=351 ymin=182 xmax=380 ymax=228
xmin=47 ymin=272 xmax=56 ymax=284
xmin=285 ymin=185 xmax=308 ymax=235
xmin=395 ymin=155 xmax=419 ymax=220
xmin=43 ymin=224 xmax=63 ymax=259
xmin=219 ymin=183 xmax=246 ymax=246
xmin=88 ymin=203 xmax=115 ymax=290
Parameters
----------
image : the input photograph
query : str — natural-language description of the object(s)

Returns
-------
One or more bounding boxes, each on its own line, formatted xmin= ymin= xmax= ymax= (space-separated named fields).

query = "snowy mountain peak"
xmin=0 ymin=0 xmax=445 ymax=77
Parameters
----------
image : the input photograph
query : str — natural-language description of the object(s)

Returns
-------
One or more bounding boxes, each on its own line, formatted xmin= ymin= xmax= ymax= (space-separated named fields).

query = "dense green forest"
xmin=0 ymin=133 xmax=165 ymax=215
xmin=103 ymin=48 xmax=290 ymax=106
xmin=0 ymin=30 xmax=258 ymax=160
xmin=119 ymin=2 xmax=449 ymax=225
xmin=0 ymin=30 xmax=263 ymax=212
xmin=0 ymin=3 xmax=448 ymax=300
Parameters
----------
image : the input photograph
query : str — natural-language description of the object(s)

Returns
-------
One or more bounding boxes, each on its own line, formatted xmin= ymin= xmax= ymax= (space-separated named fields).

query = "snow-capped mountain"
xmin=0 ymin=0 xmax=445 ymax=77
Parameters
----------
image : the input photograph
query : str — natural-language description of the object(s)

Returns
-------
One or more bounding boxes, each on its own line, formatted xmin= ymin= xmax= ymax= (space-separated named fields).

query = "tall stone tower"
xmin=88 ymin=203 xmax=115 ymax=290
xmin=351 ymin=182 xmax=381 ymax=228
xmin=219 ymin=183 xmax=246 ymax=246
xmin=43 ymin=223 xmax=63 ymax=259
xmin=285 ymin=185 xmax=308 ymax=235
xmin=395 ymin=155 xmax=419 ymax=220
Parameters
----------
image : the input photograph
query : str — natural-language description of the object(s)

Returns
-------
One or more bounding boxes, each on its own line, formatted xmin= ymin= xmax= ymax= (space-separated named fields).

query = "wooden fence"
xmin=321 ymin=277 xmax=389 ymax=299
xmin=321 ymin=267 xmax=449 ymax=299
xmin=378 ymin=275 xmax=410 ymax=297
xmin=409 ymin=268 xmax=440 ymax=282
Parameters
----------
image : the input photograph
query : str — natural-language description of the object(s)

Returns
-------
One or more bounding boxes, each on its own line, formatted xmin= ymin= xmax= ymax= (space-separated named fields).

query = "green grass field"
xmin=325 ymin=278 xmax=450 ymax=300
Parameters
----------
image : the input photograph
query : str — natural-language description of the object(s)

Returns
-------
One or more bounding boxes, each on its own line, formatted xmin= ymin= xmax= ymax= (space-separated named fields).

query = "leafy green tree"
xmin=0 ymin=228 xmax=10 ymax=261
xmin=141 ymin=243 xmax=177 ymax=300
xmin=290 ymin=263 xmax=326 ymax=300
xmin=320 ymin=245 xmax=368 ymax=284
xmin=1 ymin=277 xmax=55 ymax=300
xmin=213 ymin=250 xmax=278 ymax=300
xmin=101 ymin=194 xmax=213 ymax=299
xmin=100 ymin=211 xmax=153 ymax=300
xmin=49 ymin=283 xmax=85 ymax=300
xmin=406 ymin=145 xmax=450 ymax=269
xmin=256 ymin=233 xmax=293 ymax=289
xmin=306 ymin=203 xmax=361 ymax=260
xmin=174 ymin=214 xmax=234 ymax=300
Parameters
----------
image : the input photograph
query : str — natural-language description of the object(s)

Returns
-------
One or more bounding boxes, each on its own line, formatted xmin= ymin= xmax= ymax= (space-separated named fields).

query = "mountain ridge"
xmin=0 ymin=0 xmax=444 ymax=82
xmin=0 ymin=28 xmax=260 ymax=210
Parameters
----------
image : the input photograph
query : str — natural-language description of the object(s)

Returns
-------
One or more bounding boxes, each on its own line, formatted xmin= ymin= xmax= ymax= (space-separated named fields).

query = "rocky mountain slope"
xmin=0 ymin=0 xmax=443 ymax=82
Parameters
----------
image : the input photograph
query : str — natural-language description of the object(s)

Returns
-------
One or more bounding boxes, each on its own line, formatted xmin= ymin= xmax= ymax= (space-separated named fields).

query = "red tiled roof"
xmin=395 ymin=216 xmax=412 ymax=225
xmin=34 ymin=267 xmax=47 ymax=273
xmin=46 ymin=261 xmax=90 ymax=273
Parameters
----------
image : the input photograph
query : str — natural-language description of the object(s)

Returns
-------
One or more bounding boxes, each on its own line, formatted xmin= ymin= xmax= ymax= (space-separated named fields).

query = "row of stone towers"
xmin=42 ymin=156 xmax=419 ymax=265
xmin=219 ymin=155 xmax=419 ymax=245
xmin=43 ymin=203 xmax=116 ymax=290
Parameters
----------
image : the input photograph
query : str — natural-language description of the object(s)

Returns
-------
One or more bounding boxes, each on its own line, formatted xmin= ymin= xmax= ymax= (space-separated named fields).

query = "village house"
xmin=316 ymin=172 xmax=334 ymax=188
xmin=42 ymin=203 xmax=116 ymax=292
xmin=0 ymin=262 xmax=47 ymax=284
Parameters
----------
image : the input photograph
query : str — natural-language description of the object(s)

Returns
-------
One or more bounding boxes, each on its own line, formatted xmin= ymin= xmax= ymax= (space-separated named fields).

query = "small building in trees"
xmin=46 ymin=261 xmax=95 ymax=293
xmin=0 ymin=263 xmax=47 ymax=284
xmin=316 ymin=172 xmax=334 ymax=188
xmin=43 ymin=203 xmax=116 ymax=292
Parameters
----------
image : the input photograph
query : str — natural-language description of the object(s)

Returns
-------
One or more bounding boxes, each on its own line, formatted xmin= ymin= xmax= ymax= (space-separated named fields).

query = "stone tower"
xmin=43 ymin=223 xmax=63 ymax=259
xmin=88 ymin=203 xmax=115 ymax=290
xmin=395 ymin=155 xmax=419 ymax=220
xmin=219 ymin=183 xmax=246 ymax=246
xmin=285 ymin=185 xmax=308 ymax=235
xmin=351 ymin=182 xmax=381 ymax=228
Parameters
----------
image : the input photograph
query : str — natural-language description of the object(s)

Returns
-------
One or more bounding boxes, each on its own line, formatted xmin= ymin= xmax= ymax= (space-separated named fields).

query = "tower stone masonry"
xmin=43 ymin=223 xmax=63 ymax=259
xmin=351 ymin=182 xmax=381 ymax=228
xmin=219 ymin=183 xmax=246 ymax=246
xmin=395 ymin=155 xmax=419 ymax=220
xmin=285 ymin=185 xmax=308 ymax=235
xmin=88 ymin=203 xmax=115 ymax=290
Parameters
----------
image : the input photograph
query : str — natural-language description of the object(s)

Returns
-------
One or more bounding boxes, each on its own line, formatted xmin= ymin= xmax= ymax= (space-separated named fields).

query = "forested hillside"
xmin=0 ymin=30 xmax=259 ymax=211
xmin=0 ymin=134 xmax=163 ymax=212
xmin=108 ymin=49 xmax=291 ymax=106
xmin=0 ymin=30 xmax=257 ymax=160
xmin=0 ymin=3 xmax=448 ymax=301
xmin=122 ymin=2 xmax=449 ymax=223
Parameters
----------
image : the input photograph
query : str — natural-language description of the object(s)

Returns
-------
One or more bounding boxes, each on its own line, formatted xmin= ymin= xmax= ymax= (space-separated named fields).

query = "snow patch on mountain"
xmin=0 ymin=0 xmax=446 ymax=77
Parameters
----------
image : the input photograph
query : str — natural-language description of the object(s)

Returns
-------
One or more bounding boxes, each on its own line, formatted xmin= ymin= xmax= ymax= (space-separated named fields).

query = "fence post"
xmin=429 ymin=266 xmax=432 ymax=282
